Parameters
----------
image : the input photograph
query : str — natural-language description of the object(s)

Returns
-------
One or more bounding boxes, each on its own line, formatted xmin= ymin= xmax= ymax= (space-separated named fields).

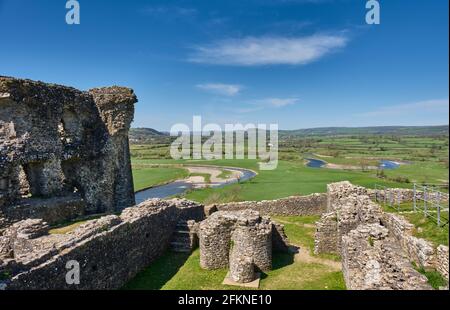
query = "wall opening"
xmin=18 ymin=165 xmax=31 ymax=197
xmin=60 ymin=109 xmax=84 ymax=144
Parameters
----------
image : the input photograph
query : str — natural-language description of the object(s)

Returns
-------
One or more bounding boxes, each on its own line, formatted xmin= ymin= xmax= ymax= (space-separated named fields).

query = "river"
xmin=135 ymin=166 xmax=257 ymax=204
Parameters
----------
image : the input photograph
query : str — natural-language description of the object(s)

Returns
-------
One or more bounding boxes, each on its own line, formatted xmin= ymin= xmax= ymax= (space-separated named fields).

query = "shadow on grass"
xmin=122 ymin=251 xmax=190 ymax=290
xmin=260 ymin=251 xmax=295 ymax=280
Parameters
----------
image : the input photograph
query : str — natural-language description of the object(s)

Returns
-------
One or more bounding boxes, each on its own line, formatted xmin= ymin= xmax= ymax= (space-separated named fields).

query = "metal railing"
xmin=374 ymin=183 xmax=449 ymax=227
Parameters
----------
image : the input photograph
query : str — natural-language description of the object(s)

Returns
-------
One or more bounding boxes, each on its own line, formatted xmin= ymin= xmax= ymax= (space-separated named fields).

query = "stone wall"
xmin=199 ymin=210 xmax=287 ymax=273
xmin=381 ymin=212 xmax=435 ymax=269
xmin=315 ymin=181 xmax=440 ymax=290
xmin=229 ymin=213 xmax=272 ymax=282
xmin=341 ymin=223 xmax=431 ymax=290
xmin=0 ymin=198 xmax=204 ymax=290
xmin=326 ymin=181 xmax=369 ymax=212
xmin=313 ymin=212 xmax=338 ymax=254
xmin=1 ymin=194 xmax=85 ymax=229
xmin=314 ymin=182 xmax=382 ymax=255
xmin=213 ymin=193 xmax=327 ymax=216
xmin=0 ymin=77 xmax=137 ymax=227
xmin=436 ymin=245 xmax=449 ymax=281
xmin=368 ymin=188 xmax=449 ymax=205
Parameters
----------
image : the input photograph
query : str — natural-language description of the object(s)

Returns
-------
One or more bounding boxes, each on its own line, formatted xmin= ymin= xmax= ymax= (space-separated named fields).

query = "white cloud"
xmin=188 ymin=34 xmax=348 ymax=66
xmin=357 ymin=99 xmax=449 ymax=117
xmin=254 ymin=97 xmax=300 ymax=107
xmin=232 ymin=97 xmax=300 ymax=113
xmin=196 ymin=83 xmax=242 ymax=96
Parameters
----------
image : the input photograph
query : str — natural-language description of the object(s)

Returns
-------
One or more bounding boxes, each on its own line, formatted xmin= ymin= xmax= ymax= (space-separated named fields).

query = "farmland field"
xmin=130 ymin=134 xmax=449 ymax=204
xmin=125 ymin=133 xmax=448 ymax=291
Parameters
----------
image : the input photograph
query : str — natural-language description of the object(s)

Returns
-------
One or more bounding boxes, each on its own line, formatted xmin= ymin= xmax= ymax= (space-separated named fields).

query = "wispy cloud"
xmin=232 ymin=97 xmax=300 ymax=113
xmin=252 ymin=97 xmax=300 ymax=107
xmin=357 ymin=99 xmax=449 ymax=117
xmin=196 ymin=83 xmax=242 ymax=96
xmin=188 ymin=34 xmax=348 ymax=66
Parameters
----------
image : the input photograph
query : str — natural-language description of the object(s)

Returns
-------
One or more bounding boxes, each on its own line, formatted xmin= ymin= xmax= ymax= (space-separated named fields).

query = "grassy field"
xmin=130 ymin=135 xmax=448 ymax=202
xmin=133 ymin=166 xmax=189 ymax=191
xmin=124 ymin=215 xmax=345 ymax=290
xmin=131 ymin=158 xmax=423 ymax=204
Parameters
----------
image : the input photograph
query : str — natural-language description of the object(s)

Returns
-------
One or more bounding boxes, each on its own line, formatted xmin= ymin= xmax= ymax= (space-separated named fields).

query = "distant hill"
xmin=129 ymin=128 xmax=169 ymax=143
xmin=279 ymin=125 xmax=449 ymax=137
xmin=129 ymin=125 xmax=449 ymax=143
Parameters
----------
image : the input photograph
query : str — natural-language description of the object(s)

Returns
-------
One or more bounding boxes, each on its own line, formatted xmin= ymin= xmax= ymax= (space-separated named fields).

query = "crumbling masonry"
xmin=198 ymin=210 xmax=289 ymax=283
xmin=0 ymin=77 xmax=137 ymax=227
xmin=0 ymin=198 xmax=204 ymax=289
xmin=314 ymin=181 xmax=448 ymax=290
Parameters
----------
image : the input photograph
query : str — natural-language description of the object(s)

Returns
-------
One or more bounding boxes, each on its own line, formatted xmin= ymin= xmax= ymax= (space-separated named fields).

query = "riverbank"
xmin=134 ymin=164 xmax=258 ymax=203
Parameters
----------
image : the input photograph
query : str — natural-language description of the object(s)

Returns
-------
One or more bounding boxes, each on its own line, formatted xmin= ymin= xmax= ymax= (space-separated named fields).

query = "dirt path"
xmin=292 ymin=245 xmax=342 ymax=271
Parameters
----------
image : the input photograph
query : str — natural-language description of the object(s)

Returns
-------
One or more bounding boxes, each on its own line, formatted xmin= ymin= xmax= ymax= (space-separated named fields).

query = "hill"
xmin=129 ymin=128 xmax=169 ymax=143
xmin=130 ymin=125 xmax=449 ymax=142
xmin=279 ymin=125 xmax=449 ymax=137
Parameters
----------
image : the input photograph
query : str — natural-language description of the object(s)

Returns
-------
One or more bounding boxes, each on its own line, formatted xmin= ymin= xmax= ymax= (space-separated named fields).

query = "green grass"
xmin=271 ymin=215 xmax=319 ymax=253
xmin=217 ymin=169 xmax=233 ymax=179
xmin=382 ymin=162 xmax=448 ymax=184
xmin=130 ymin=158 xmax=418 ymax=204
xmin=381 ymin=202 xmax=449 ymax=246
xmin=402 ymin=211 xmax=449 ymax=247
xmin=48 ymin=214 xmax=106 ymax=234
xmin=380 ymin=201 xmax=417 ymax=213
xmin=201 ymin=186 xmax=242 ymax=205
xmin=133 ymin=166 xmax=188 ymax=192
xmin=412 ymin=263 xmax=448 ymax=289
xmin=130 ymin=134 xmax=448 ymax=197
xmin=180 ymin=160 xmax=414 ymax=204
xmin=49 ymin=220 xmax=91 ymax=234
xmin=124 ymin=215 xmax=346 ymax=290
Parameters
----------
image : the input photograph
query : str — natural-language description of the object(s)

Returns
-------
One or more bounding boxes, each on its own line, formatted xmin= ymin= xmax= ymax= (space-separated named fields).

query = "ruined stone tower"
xmin=0 ymin=77 xmax=137 ymax=227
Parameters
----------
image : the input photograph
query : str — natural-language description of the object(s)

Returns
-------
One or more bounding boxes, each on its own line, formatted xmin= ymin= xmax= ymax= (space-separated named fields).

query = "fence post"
xmin=437 ymin=204 xmax=441 ymax=227
xmin=413 ymin=183 xmax=416 ymax=211
xmin=424 ymin=185 xmax=428 ymax=217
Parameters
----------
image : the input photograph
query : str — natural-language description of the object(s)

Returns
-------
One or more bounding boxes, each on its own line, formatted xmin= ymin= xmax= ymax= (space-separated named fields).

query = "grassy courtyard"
xmin=124 ymin=215 xmax=345 ymax=290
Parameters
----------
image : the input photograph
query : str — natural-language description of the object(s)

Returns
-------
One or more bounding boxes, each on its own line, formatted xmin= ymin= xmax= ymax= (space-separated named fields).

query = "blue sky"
xmin=0 ymin=0 xmax=448 ymax=130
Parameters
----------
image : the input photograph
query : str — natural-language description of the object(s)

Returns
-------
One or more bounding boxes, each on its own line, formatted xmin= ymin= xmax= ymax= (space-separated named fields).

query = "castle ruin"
xmin=198 ymin=209 xmax=290 ymax=284
xmin=0 ymin=77 xmax=447 ymax=290
xmin=0 ymin=77 xmax=137 ymax=228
